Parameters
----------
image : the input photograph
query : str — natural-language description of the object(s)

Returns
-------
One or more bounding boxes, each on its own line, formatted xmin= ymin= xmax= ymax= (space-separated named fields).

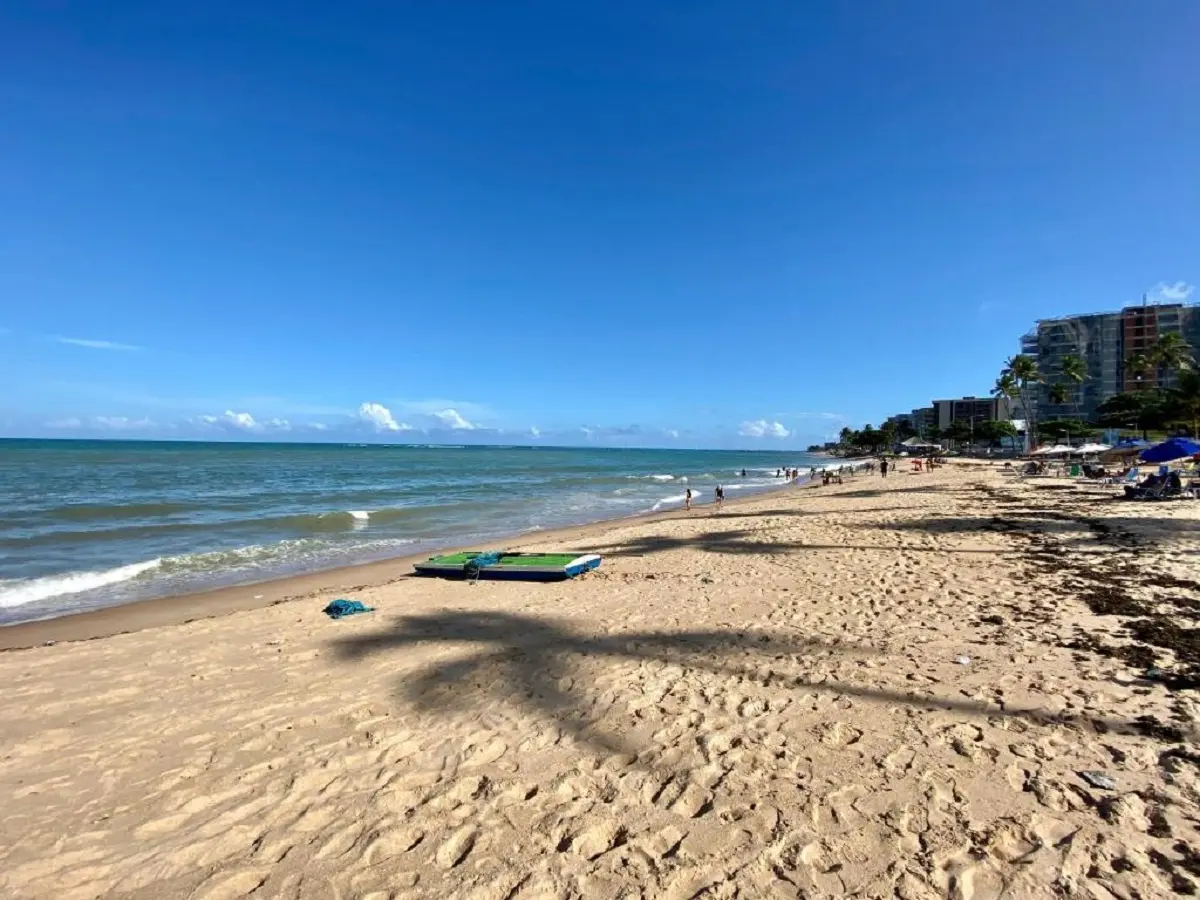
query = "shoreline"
xmin=5 ymin=462 xmax=1198 ymax=898
xmin=0 ymin=470 xmax=836 ymax=651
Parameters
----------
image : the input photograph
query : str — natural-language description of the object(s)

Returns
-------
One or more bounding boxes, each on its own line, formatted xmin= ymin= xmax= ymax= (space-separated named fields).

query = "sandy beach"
xmin=3 ymin=463 xmax=1200 ymax=899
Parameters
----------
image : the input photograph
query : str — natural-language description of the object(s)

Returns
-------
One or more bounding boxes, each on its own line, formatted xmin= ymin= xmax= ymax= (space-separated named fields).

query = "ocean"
xmin=0 ymin=439 xmax=834 ymax=625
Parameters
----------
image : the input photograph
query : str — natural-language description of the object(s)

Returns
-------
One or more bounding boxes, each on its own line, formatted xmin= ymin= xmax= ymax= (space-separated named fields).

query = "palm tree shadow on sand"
xmin=330 ymin=610 xmax=1165 ymax=761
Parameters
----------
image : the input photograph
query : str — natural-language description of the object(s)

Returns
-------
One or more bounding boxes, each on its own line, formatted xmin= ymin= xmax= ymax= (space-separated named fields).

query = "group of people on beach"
xmin=683 ymin=485 xmax=724 ymax=511
xmin=775 ymin=468 xmax=803 ymax=481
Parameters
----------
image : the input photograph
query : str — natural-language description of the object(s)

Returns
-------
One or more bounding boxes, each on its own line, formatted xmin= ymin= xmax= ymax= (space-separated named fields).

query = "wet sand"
xmin=2 ymin=464 xmax=1200 ymax=898
xmin=0 ymin=475 xmax=823 ymax=652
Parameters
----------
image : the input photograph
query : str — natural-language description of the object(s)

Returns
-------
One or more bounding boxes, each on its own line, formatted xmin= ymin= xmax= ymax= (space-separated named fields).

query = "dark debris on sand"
xmin=979 ymin=482 xmax=1200 ymax=698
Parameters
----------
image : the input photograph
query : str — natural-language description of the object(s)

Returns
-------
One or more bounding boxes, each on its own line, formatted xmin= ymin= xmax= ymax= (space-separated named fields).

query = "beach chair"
xmin=1109 ymin=467 xmax=1139 ymax=487
xmin=1126 ymin=473 xmax=1184 ymax=501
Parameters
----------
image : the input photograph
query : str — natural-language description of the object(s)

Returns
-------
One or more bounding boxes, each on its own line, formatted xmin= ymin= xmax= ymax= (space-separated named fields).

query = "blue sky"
xmin=1 ymin=1 xmax=1196 ymax=448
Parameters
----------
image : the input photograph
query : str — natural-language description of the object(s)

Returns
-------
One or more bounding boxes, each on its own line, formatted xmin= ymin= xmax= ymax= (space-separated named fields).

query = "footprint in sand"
xmin=817 ymin=721 xmax=863 ymax=747
xmin=463 ymin=737 xmax=509 ymax=767
xmin=436 ymin=825 xmax=479 ymax=868
xmin=191 ymin=869 xmax=269 ymax=900
xmin=363 ymin=825 xmax=425 ymax=863
xmin=571 ymin=822 xmax=627 ymax=860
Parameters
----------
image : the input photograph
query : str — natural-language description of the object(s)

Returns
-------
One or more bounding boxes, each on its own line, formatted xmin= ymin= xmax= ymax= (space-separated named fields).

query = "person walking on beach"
xmin=715 ymin=485 xmax=725 ymax=509
xmin=880 ymin=457 xmax=889 ymax=478
xmin=685 ymin=488 xmax=693 ymax=511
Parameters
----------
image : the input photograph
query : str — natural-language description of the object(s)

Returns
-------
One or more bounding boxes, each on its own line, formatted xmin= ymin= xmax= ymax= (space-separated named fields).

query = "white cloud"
xmin=265 ymin=417 xmax=291 ymax=431
xmin=44 ymin=415 xmax=153 ymax=431
xmin=92 ymin=416 xmax=153 ymax=430
xmin=665 ymin=429 xmax=680 ymax=439
xmin=223 ymin=410 xmax=259 ymax=431
xmin=432 ymin=408 xmax=476 ymax=430
xmin=357 ymin=402 xmax=411 ymax=432
xmin=54 ymin=336 xmax=143 ymax=351
xmin=529 ymin=426 xmax=541 ymax=437
xmin=194 ymin=410 xmax=265 ymax=432
xmin=739 ymin=419 xmax=790 ymax=439
xmin=308 ymin=422 xmax=329 ymax=431
xmin=1150 ymin=281 xmax=1194 ymax=302
xmin=398 ymin=398 xmax=490 ymax=419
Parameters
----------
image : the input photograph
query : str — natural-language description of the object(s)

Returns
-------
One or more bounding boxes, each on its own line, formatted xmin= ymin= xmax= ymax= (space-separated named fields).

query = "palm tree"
xmin=1150 ymin=332 xmax=1195 ymax=387
xmin=1171 ymin=370 xmax=1200 ymax=437
xmin=838 ymin=426 xmax=854 ymax=446
xmin=1001 ymin=355 xmax=1041 ymax=452
xmin=992 ymin=371 xmax=1018 ymax=402
xmin=1127 ymin=353 xmax=1151 ymax=391
xmin=992 ymin=371 xmax=1020 ymax=446
xmin=1060 ymin=353 xmax=1086 ymax=422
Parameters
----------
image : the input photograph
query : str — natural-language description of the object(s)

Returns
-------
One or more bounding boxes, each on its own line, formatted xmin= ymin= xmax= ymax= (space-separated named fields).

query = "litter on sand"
xmin=323 ymin=598 xmax=375 ymax=619
xmin=954 ymin=655 xmax=972 ymax=666
xmin=1079 ymin=771 xmax=1116 ymax=790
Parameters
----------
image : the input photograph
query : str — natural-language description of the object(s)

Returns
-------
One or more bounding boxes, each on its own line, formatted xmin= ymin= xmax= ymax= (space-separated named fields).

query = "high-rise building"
xmin=931 ymin=396 xmax=1013 ymax=430
xmin=1023 ymin=301 xmax=1199 ymax=423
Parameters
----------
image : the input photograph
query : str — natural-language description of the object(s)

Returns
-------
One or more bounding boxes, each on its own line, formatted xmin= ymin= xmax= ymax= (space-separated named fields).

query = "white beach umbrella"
xmin=1075 ymin=442 xmax=1111 ymax=455
xmin=1032 ymin=444 xmax=1073 ymax=456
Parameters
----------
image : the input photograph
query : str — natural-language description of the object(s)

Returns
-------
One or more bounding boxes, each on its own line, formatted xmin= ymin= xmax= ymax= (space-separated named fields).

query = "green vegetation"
xmin=1036 ymin=418 xmax=1097 ymax=442
xmin=998 ymin=355 xmax=1041 ymax=451
xmin=988 ymin=331 xmax=1197 ymax=449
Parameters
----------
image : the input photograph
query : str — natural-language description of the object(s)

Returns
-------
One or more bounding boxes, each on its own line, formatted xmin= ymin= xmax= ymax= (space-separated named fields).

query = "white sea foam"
xmin=348 ymin=510 xmax=370 ymax=520
xmin=0 ymin=558 xmax=163 ymax=608
xmin=650 ymin=493 xmax=690 ymax=511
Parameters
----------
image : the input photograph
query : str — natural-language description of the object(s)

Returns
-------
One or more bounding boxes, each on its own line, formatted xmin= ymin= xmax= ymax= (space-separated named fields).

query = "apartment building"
xmin=882 ymin=407 xmax=937 ymax=437
xmin=932 ymin=396 xmax=1013 ymax=430
xmin=1023 ymin=301 xmax=1200 ymax=422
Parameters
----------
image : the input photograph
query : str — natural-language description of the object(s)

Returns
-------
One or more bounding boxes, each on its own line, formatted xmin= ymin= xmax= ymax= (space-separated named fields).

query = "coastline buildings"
xmin=1023 ymin=300 xmax=1200 ymax=423
xmin=884 ymin=397 xmax=1014 ymax=438
xmin=876 ymin=296 xmax=1196 ymax=447
xmin=932 ymin=396 xmax=1012 ymax=430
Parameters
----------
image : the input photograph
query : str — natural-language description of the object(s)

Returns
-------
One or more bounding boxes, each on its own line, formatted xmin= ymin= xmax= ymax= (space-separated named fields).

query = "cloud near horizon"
xmin=738 ymin=419 xmax=790 ymax=438
xmin=432 ymin=408 xmax=476 ymax=430
xmin=46 ymin=415 xmax=154 ymax=431
xmin=195 ymin=410 xmax=277 ymax=432
xmin=54 ymin=336 xmax=144 ymax=351
xmin=1149 ymin=281 xmax=1194 ymax=303
xmin=357 ymin=402 xmax=411 ymax=432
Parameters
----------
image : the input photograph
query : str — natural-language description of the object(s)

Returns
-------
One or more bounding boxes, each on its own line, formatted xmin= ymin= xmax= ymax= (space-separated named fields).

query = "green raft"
xmin=413 ymin=551 xmax=602 ymax=581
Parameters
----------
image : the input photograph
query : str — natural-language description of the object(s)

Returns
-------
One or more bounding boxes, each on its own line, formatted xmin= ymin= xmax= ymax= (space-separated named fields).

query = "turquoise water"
xmin=0 ymin=439 xmax=833 ymax=624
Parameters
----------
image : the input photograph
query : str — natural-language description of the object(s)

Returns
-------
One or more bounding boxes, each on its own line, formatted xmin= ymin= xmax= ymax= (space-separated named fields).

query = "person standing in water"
xmin=684 ymin=487 xmax=693 ymax=510
xmin=715 ymin=485 xmax=725 ymax=509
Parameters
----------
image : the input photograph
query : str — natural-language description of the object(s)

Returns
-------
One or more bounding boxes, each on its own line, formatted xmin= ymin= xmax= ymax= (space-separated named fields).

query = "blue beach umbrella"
xmin=1140 ymin=437 xmax=1200 ymax=464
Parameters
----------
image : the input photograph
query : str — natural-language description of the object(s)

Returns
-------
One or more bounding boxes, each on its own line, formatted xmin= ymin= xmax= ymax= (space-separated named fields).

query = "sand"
xmin=2 ymin=464 xmax=1200 ymax=899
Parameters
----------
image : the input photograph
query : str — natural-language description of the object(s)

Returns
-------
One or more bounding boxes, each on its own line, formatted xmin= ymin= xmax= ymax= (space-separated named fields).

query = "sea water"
xmin=0 ymin=439 xmax=835 ymax=624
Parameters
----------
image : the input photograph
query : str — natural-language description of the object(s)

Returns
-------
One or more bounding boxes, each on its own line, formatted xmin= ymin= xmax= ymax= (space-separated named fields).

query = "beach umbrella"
xmin=1099 ymin=447 xmax=1139 ymax=463
xmin=1033 ymin=444 xmax=1073 ymax=456
xmin=1140 ymin=437 xmax=1200 ymax=464
xmin=1075 ymin=443 xmax=1111 ymax=455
